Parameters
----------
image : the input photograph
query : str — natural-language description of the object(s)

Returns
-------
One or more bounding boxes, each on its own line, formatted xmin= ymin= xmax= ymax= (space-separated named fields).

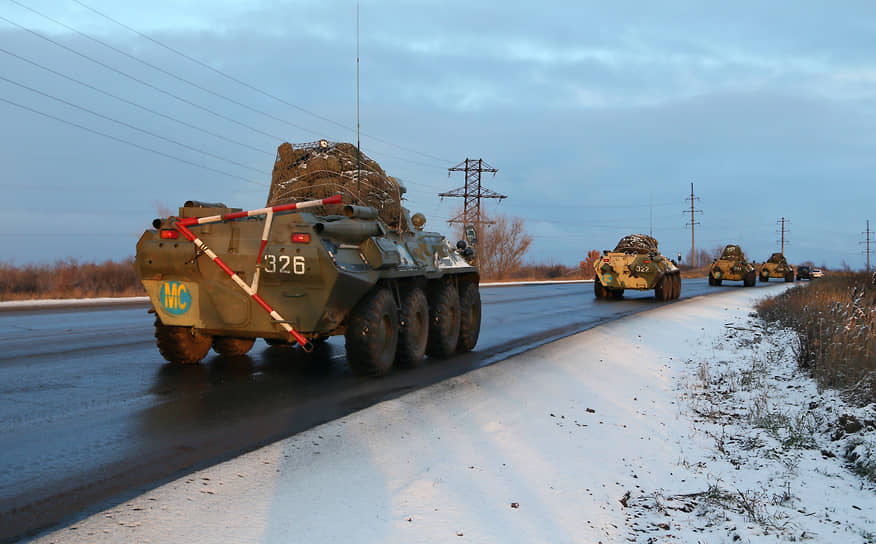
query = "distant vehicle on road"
xmin=708 ymin=244 xmax=756 ymax=286
xmin=796 ymin=265 xmax=812 ymax=281
xmin=811 ymin=268 xmax=824 ymax=279
xmin=593 ymin=234 xmax=680 ymax=300
xmin=759 ymin=253 xmax=795 ymax=283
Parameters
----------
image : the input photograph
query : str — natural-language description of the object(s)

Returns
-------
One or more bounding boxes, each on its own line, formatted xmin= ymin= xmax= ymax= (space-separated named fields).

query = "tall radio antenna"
xmin=356 ymin=3 xmax=361 ymax=195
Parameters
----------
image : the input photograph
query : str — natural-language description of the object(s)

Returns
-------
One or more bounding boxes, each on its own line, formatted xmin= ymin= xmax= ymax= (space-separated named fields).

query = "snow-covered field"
xmin=29 ymin=285 xmax=876 ymax=544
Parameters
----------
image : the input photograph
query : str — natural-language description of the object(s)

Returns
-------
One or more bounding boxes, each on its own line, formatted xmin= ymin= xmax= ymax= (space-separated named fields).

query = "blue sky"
xmin=2 ymin=1 xmax=875 ymax=268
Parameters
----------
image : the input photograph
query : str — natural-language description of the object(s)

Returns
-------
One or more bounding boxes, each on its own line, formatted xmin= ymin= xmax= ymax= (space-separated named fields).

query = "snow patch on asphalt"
xmin=28 ymin=284 xmax=876 ymax=543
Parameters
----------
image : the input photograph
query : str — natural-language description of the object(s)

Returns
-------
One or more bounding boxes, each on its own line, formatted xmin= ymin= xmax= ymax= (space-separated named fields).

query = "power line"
xmin=0 ymin=13 xmax=291 ymax=143
xmin=69 ymin=0 xmax=455 ymax=166
xmin=683 ymin=182 xmax=702 ymax=266
xmin=860 ymin=219 xmax=873 ymax=272
xmin=0 ymin=45 xmax=446 ymax=185
xmin=0 ymin=75 xmax=269 ymax=175
xmin=8 ymin=0 xmax=322 ymax=139
xmin=776 ymin=217 xmax=790 ymax=254
xmin=0 ymin=96 xmax=266 ymax=187
xmin=0 ymin=46 xmax=273 ymax=156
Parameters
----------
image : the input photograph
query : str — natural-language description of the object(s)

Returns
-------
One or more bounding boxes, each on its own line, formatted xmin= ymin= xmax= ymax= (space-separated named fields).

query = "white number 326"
xmin=264 ymin=254 xmax=306 ymax=274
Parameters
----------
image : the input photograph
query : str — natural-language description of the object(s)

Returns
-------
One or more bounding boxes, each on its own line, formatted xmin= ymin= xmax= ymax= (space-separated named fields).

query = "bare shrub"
xmin=756 ymin=273 xmax=876 ymax=405
xmin=470 ymin=212 xmax=533 ymax=280
xmin=0 ymin=258 xmax=144 ymax=300
xmin=579 ymin=249 xmax=600 ymax=280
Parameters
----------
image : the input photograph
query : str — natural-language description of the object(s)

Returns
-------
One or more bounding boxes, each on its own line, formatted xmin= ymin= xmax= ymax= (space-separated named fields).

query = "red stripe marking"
xmin=175 ymin=224 xmax=197 ymax=241
xmin=256 ymin=239 xmax=268 ymax=264
xmin=212 ymin=256 xmax=235 ymax=277
xmin=221 ymin=210 xmax=249 ymax=221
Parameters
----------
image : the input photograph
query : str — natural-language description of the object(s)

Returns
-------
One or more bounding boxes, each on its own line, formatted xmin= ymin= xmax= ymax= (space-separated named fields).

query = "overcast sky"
xmin=2 ymin=1 xmax=876 ymax=268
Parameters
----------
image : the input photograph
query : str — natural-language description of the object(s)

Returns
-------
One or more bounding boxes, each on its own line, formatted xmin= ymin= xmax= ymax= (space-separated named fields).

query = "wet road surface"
xmin=0 ymin=279 xmax=779 ymax=541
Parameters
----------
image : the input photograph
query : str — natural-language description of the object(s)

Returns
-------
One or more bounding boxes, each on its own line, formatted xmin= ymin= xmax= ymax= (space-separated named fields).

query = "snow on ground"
xmin=28 ymin=285 xmax=876 ymax=544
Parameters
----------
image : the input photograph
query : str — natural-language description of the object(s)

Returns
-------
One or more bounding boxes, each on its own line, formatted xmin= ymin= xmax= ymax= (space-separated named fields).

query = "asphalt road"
xmin=0 ymin=278 xmax=780 ymax=542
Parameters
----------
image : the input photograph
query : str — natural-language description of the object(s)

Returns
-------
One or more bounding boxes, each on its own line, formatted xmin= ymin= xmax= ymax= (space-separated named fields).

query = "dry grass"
xmin=756 ymin=273 xmax=876 ymax=405
xmin=0 ymin=258 xmax=144 ymax=301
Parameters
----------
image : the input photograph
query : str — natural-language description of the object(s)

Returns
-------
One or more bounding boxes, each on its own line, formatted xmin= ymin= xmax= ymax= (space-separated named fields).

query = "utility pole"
xmin=439 ymin=158 xmax=506 ymax=252
xmin=683 ymin=182 xmax=702 ymax=267
xmin=777 ymin=217 xmax=790 ymax=254
xmin=861 ymin=220 xmax=874 ymax=272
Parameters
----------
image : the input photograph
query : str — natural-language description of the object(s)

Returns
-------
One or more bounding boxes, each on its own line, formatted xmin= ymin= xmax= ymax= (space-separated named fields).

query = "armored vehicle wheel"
xmin=785 ymin=271 xmax=795 ymax=282
xmin=594 ymin=280 xmax=607 ymax=299
xmin=426 ymin=281 xmax=461 ymax=359
xmin=345 ymin=288 xmax=399 ymax=376
xmin=395 ymin=287 xmax=429 ymax=367
xmin=672 ymin=272 xmax=682 ymax=299
xmin=154 ymin=317 xmax=212 ymax=364
xmin=759 ymin=273 xmax=769 ymax=283
xmin=655 ymin=275 xmax=672 ymax=301
xmin=708 ymin=275 xmax=718 ymax=286
xmin=743 ymin=271 xmax=756 ymax=287
xmin=265 ymin=337 xmax=296 ymax=347
xmin=212 ymin=336 xmax=255 ymax=356
xmin=610 ymin=288 xmax=624 ymax=299
xmin=457 ymin=282 xmax=481 ymax=353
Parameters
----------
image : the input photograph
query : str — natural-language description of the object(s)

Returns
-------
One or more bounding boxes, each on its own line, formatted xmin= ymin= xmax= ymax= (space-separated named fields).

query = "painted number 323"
xmin=264 ymin=254 xmax=306 ymax=274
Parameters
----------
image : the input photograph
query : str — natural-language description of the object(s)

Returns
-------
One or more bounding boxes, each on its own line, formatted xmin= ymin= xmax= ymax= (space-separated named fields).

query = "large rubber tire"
xmin=759 ymin=273 xmax=769 ymax=283
xmin=457 ymin=282 xmax=481 ymax=353
xmin=345 ymin=288 xmax=398 ymax=376
xmin=708 ymin=275 xmax=718 ymax=286
xmin=212 ymin=336 xmax=255 ymax=356
xmin=610 ymin=288 xmax=624 ymax=299
xmin=426 ymin=282 xmax=460 ymax=359
xmin=743 ymin=271 xmax=756 ymax=287
xmin=671 ymin=273 xmax=681 ymax=299
xmin=395 ymin=287 xmax=429 ymax=367
xmin=655 ymin=275 xmax=671 ymax=301
xmin=594 ymin=280 xmax=607 ymax=299
xmin=785 ymin=271 xmax=795 ymax=283
xmin=154 ymin=317 xmax=212 ymax=364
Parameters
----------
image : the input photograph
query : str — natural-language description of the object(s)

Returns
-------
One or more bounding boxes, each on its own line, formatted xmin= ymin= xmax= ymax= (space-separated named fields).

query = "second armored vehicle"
xmin=708 ymin=244 xmax=756 ymax=286
xmin=759 ymin=252 xmax=795 ymax=282
xmin=593 ymin=234 xmax=681 ymax=301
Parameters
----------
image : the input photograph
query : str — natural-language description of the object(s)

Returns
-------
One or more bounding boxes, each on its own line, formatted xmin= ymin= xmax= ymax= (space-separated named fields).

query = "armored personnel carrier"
xmin=759 ymin=252 xmax=795 ymax=283
xmin=708 ymin=244 xmax=756 ymax=286
xmin=135 ymin=141 xmax=480 ymax=376
xmin=593 ymin=234 xmax=681 ymax=301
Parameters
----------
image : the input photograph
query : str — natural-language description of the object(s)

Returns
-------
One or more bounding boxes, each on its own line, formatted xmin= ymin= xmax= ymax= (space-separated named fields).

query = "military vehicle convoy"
xmin=135 ymin=141 xmax=480 ymax=376
xmin=708 ymin=244 xmax=756 ymax=286
xmin=593 ymin=234 xmax=681 ymax=301
xmin=759 ymin=252 xmax=795 ymax=283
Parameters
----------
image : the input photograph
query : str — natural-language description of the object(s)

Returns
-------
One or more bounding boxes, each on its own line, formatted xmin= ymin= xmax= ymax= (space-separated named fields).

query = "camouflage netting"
xmin=721 ymin=244 xmax=746 ymax=260
xmin=767 ymin=253 xmax=786 ymax=264
xmin=614 ymin=234 xmax=659 ymax=254
xmin=267 ymin=141 xmax=404 ymax=226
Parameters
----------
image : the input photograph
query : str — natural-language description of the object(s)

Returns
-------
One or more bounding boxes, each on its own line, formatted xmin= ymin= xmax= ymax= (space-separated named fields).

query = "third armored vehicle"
xmin=134 ymin=141 xmax=480 ymax=376
xmin=708 ymin=244 xmax=756 ymax=286
xmin=593 ymin=234 xmax=681 ymax=301
xmin=759 ymin=252 xmax=795 ymax=283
